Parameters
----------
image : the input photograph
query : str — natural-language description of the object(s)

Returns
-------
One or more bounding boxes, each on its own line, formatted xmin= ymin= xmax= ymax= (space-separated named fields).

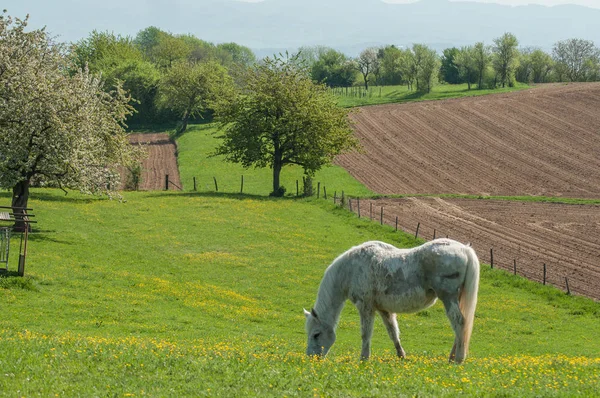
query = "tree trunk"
xmin=363 ymin=74 xmax=369 ymax=90
xmin=271 ymin=147 xmax=283 ymax=196
xmin=177 ymin=111 xmax=190 ymax=135
xmin=12 ymin=180 xmax=31 ymax=232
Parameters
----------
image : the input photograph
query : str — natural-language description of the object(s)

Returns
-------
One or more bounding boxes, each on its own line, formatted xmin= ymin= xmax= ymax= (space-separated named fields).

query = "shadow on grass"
xmin=144 ymin=190 xmax=309 ymax=202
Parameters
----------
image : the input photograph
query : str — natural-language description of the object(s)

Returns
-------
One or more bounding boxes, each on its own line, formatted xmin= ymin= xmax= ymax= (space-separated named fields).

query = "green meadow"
xmin=332 ymin=83 xmax=531 ymax=108
xmin=1 ymin=123 xmax=599 ymax=396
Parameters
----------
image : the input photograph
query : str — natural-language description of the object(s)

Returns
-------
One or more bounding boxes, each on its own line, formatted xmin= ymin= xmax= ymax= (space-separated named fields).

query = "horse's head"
xmin=303 ymin=308 xmax=336 ymax=358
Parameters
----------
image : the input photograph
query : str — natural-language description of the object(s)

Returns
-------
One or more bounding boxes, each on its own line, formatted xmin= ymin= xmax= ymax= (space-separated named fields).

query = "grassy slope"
xmin=1 ymin=187 xmax=599 ymax=396
xmin=333 ymin=83 xmax=531 ymax=108
xmin=176 ymin=123 xmax=372 ymax=197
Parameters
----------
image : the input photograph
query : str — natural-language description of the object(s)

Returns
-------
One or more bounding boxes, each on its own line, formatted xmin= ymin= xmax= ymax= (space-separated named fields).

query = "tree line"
xmin=302 ymin=34 xmax=600 ymax=93
xmin=2 ymin=11 xmax=600 ymax=209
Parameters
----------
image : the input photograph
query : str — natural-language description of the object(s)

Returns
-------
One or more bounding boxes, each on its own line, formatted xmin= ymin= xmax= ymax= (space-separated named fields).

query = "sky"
xmin=384 ymin=0 xmax=600 ymax=6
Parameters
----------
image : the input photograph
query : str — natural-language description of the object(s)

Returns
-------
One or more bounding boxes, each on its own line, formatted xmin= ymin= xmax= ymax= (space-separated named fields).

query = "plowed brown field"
xmin=121 ymin=133 xmax=181 ymax=191
xmin=337 ymin=83 xmax=600 ymax=198
xmin=336 ymin=83 xmax=600 ymax=300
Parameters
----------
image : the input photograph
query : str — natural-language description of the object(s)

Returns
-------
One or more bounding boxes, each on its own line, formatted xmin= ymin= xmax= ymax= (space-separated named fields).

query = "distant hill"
xmin=10 ymin=0 xmax=600 ymax=57
xmin=197 ymin=0 xmax=600 ymax=56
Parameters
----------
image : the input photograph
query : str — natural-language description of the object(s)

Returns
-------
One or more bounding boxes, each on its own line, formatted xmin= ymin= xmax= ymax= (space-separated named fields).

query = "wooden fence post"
xmin=323 ymin=187 xmax=327 ymax=200
xmin=240 ymin=175 xmax=244 ymax=194
xmin=543 ymin=264 xmax=546 ymax=285
xmin=357 ymin=197 xmax=361 ymax=218
xmin=348 ymin=199 xmax=352 ymax=212
xmin=317 ymin=182 xmax=321 ymax=199
xmin=193 ymin=177 xmax=197 ymax=192
xmin=415 ymin=222 xmax=420 ymax=239
xmin=165 ymin=175 xmax=169 ymax=191
xmin=296 ymin=180 xmax=299 ymax=197
xmin=490 ymin=248 xmax=494 ymax=269
xmin=565 ymin=277 xmax=571 ymax=295
xmin=433 ymin=229 xmax=436 ymax=240
xmin=213 ymin=177 xmax=218 ymax=192
xmin=380 ymin=207 xmax=383 ymax=225
xmin=395 ymin=216 xmax=398 ymax=232
xmin=370 ymin=202 xmax=373 ymax=220
xmin=513 ymin=259 xmax=517 ymax=275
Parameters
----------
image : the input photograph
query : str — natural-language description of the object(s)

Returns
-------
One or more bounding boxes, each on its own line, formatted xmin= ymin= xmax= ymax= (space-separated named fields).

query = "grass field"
xmin=332 ymin=83 xmax=531 ymax=108
xmin=176 ymin=123 xmax=373 ymax=198
xmin=1 ymin=187 xmax=599 ymax=396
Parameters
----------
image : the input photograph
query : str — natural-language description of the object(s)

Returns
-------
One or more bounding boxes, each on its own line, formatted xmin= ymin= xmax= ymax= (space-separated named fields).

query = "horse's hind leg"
xmin=378 ymin=310 xmax=406 ymax=359
xmin=440 ymin=294 xmax=466 ymax=364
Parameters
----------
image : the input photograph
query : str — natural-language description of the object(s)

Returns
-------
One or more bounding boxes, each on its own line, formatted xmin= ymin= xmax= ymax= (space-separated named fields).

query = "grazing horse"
xmin=304 ymin=239 xmax=480 ymax=364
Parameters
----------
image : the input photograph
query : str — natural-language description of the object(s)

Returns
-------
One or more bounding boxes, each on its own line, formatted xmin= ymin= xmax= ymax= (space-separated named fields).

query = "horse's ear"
xmin=311 ymin=308 xmax=319 ymax=319
xmin=303 ymin=308 xmax=311 ymax=318
xmin=466 ymin=242 xmax=472 ymax=247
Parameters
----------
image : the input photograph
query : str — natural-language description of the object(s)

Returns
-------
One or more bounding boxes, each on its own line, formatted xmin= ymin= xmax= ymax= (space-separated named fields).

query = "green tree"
xmin=473 ymin=42 xmax=491 ymax=89
xmin=378 ymin=45 xmax=403 ymax=85
xmin=217 ymin=42 xmax=256 ymax=67
xmin=413 ymin=44 xmax=439 ymax=93
xmin=515 ymin=48 xmax=534 ymax=83
xmin=0 ymin=13 xmax=141 ymax=223
xmin=151 ymin=31 xmax=190 ymax=68
xmin=492 ymin=33 xmax=519 ymax=87
xmin=530 ymin=49 xmax=553 ymax=83
xmin=552 ymin=38 xmax=600 ymax=82
xmin=356 ymin=47 xmax=379 ymax=90
xmin=455 ymin=46 xmax=477 ymax=90
xmin=398 ymin=48 xmax=416 ymax=90
xmin=439 ymin=47 xmax=461 ymax=84
xmin=311 ymin=48 xmax=356 ymax=87
xmin=156 ymin=61 xmax=234 ymax=135
xmin=215 ymin=55 xmax=359 ymax=196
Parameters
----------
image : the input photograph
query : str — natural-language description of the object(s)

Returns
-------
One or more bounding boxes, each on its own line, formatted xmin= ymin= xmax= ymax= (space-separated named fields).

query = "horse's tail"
xmin=459 ymin=246 xmax=480 ymax=358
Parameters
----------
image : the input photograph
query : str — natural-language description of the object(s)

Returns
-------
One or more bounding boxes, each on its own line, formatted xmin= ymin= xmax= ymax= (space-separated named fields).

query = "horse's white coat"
xmin=304 ymin=238 xmax=480 ymax=363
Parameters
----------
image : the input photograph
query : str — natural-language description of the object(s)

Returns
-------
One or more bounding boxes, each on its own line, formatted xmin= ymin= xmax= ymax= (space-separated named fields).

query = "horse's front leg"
xmin=358 ymin=303 xmax=375 ymax=360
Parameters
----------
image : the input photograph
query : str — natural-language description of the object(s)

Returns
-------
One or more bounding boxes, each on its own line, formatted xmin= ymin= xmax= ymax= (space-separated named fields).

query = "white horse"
xmin=304 ymin=238 xmax=480 ymax=364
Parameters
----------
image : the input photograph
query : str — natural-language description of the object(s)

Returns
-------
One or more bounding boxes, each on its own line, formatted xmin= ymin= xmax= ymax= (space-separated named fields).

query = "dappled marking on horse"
xmin=304 ymin=239 xmax=480 ymax=364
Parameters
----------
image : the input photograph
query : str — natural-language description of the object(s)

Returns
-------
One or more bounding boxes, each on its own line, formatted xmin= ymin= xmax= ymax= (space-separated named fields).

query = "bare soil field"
xmin=337 ymin=83 xmax=600 ymax=198
xmin=354 ymin=197 xmax=600 ymax=300
xmin=121 ymin=133 xmax=181 ymax=191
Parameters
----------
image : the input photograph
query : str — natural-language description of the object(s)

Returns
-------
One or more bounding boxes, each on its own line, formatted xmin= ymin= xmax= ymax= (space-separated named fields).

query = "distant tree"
xmin=311 ymin=48 xmax=356 ymax=87
xmin=439 ymin=47 xmax=461 ymax=84
xmin=151 ymin=32 xmax=190 ymax=68
xmin=398 ymin=48 xmax=416 ymax=90
xmin=515 ymin=47 xmax=534 ymax=83
xmin=413 ymin=44 xmax=439 ymax=93
xmin=455 ymin=46 xmax=477 ymax=90
xmin=552 ymin=38 xmax=600 ymax=82
xmin=156 ymin=61 xmax=234 ymax=135
xmin=72 ymin=30 xmax=143 ymax=77
xmin=217 ymin=42 xmax=256 ymax=67
xmin=378 ymin=45 xmax=403 ymax=85
xmin=134 ymin=26 xmax=163 ymax=59
xmin=473 ymin=42 xmax=491 ymax=89
xmin=0 ymin=13 xmax=141 ymax=222
xmin=215 ymin=55 xmax=359 ymax=196
xmin=530 ymin=49 xmax=553 ymax=83
xmin=492 ymin=33 xmax=519 ymax=87
xmin=296 ymin=45 xmax=330 ymax=68
xmin=356 ymin=47 xmax=380 ymax=90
